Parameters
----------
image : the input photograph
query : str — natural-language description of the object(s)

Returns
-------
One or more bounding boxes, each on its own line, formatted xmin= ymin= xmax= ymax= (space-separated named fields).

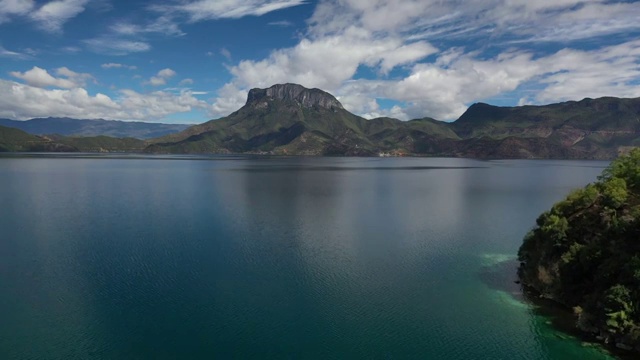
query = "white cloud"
xmin=30 ymin=0 xmax=89 ymax=32
xmin=84 ymin=37 xmax=151 ymax=55
xmin=506 ymin=1 xmax=640 ymax=43
xmin=220 ymin=48 xmax=232 ymax=61
xmin=226 ymin=27 xmax=436 ymax=91
xmin=334 ymin=40 xmax=640 ymax=120
xmin=0 ymin=45 xmax=30 ymax=59
xmin=101 ymin=63 xmax=137 ymax=70
xmin=55 ymin=66 xmax=93 ymax=85
xmin=147 ymin=68 xmax=177 ymax=86
xmin=10 ymin=66 xmax=79 ymax=88
xmin=268 ymin=20 xmax=294 ymax=27
xmin=206 ymin=0 xmax=640 ymax=120
xmin=533 ymin=42 xmax=640 ymax=103
xmin=154 ymin=0 xmax=308 ymax=22
xmin=309 ymin=0 xmax=640 ymax=44
xmin=209 ymin=83 xmax=251 ymax=117
xmin=0 ymin=0 xmax=34 ymax=23
xmin=157 ymin=68 xmax=176 ymax=78
xmin=208 ymin=26 xmax=436 ymax=116
xmin=118 ymin=89 xmax=207 ymax=119
xmin=149 ymin=78 xmax=166 ymax=86
xmin=0 ymin=79 xmax=208 ymax=121
xmin=110 ymin=16 xmax=184 ymax=37
xmin=61 ymin=46 xmax=81 ymax=53
xmin=179 ymin=78 xmax=194 ymax=85
xmin=221 ymin=37 xmax=640 ymax=120
xmin=0 ymin=80 xmax=119 ymax=119
xmin=23 ymin=48 xmax=38 ymax=56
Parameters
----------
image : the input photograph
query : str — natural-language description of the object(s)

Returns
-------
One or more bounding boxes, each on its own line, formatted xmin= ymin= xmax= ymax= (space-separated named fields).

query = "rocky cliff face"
xmin=246 ymin=83 xmax=344 ymax=110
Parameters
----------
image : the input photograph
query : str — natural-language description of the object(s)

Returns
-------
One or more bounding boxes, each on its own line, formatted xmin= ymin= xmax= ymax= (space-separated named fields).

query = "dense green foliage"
xmin=0 ymin=125 xmax=146 ymax=153
xmin=53 ymin=135 xmax=147 ymax=152
xmin=518 ymin=149 xmax=640 ymax=348
xmin=0 ymin=125 xmax=77 ymax=152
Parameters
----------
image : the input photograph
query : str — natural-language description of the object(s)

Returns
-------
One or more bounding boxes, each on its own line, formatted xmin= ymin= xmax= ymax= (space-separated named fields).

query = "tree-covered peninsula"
xmin=518 ymin=149 xmax=640 ymax=353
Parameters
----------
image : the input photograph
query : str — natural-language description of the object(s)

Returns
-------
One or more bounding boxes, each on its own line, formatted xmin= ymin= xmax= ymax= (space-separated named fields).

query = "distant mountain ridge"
xmin=0 ymin=125 xmax=146 ymax=153
xmin=147 ymin=83 xmax=640 ymax=159
xmin=2 ymin=83 xmax=640 ymax=159
xmin=0 ymin=117 xmax=189 ymax=139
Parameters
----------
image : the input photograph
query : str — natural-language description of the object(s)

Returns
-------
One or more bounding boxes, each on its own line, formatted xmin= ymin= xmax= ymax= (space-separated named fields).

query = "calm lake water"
xmin=0 ymin=155 xmax=618 ymax=359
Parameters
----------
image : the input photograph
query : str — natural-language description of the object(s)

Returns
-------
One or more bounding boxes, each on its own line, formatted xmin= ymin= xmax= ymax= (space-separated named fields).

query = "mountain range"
xmin=0 ymin=118 xmax=189 ymax=139
xmin=2 ymin=83 xmax=640 ymax=158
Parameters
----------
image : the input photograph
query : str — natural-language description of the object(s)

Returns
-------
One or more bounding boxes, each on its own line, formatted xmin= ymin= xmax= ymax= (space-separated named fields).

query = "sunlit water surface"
xmin=0 ymin=155 xmax=618 ymax=359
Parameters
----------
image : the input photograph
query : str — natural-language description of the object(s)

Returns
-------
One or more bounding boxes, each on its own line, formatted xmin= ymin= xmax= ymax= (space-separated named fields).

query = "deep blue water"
xmin=0 ymin=155 xmax=618 ymax=359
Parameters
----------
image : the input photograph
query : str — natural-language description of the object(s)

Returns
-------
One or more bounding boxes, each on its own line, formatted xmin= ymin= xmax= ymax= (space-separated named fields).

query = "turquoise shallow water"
xmin=0 ymin=155 xmax=619 ymax=359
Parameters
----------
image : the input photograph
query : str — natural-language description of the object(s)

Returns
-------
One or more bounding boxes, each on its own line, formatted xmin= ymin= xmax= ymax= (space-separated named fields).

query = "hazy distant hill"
xmin=0 ymin=118 xmax=189 ymax=139
xmin=147 ymin=83 xmax=640 ymax=159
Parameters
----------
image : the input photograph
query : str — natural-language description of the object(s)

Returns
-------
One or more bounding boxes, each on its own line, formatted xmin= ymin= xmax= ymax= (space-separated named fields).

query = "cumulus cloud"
xmin=227 ymin=27 xmax=435 ymax=90
xmin=208 ymin=25 xmax=435 ymax=116
xmin=0 ymin=79 xmax=208 ymax=121
xmin=9 ymin=66 xmax=92 ymax=88
xmin=207 ymin=0 xmax=640 ymax=120
xmin=147 ymin=68 xmax=177 ymax=86
xmin=334 ymin=40 xmax=640 ymax=120
xmin=56 ymin=66 xmax=94 ymax=85
xmin=0 ymin=80 xmax=119 ymax=119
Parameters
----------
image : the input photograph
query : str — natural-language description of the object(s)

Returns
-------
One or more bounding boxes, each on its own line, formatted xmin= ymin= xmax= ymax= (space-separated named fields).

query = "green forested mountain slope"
xmin=0 ymin=125 xmax=147 ymax=153
xmin=0 ymin=125 xmax=76 ymax=152
xmin=3 ymin=84 xmax=640 ymax=158
xmin=146 ymin=84 xmax=640 ymax=159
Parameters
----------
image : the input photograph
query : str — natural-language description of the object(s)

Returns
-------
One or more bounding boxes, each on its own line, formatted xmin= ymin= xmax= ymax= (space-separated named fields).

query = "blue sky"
xmin=1 ymin=0 xmax=639 ymax=123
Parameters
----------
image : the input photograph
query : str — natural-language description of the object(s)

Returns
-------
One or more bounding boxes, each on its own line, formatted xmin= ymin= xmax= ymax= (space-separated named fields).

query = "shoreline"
xmin=518 ymin=281 xmax=639 ymax=359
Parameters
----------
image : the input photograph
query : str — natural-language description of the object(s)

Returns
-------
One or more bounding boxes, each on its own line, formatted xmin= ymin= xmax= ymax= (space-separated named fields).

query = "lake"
xmin=0 ymin=155 xmax=617 ymax=359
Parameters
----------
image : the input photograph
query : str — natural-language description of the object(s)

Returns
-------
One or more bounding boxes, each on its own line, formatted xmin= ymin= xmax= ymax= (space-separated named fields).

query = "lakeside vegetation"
xmin=518 ymin=149 xmax=640 ymax=353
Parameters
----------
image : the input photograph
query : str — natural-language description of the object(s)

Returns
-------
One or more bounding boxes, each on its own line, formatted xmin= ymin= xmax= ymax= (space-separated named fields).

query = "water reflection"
xmin=0 ymin=156 xmax=614 ymax=359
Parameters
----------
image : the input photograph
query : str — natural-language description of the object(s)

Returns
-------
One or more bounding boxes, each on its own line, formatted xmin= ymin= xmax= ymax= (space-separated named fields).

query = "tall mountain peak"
xmin=246 ymin=83 xmax=344 ymax=110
